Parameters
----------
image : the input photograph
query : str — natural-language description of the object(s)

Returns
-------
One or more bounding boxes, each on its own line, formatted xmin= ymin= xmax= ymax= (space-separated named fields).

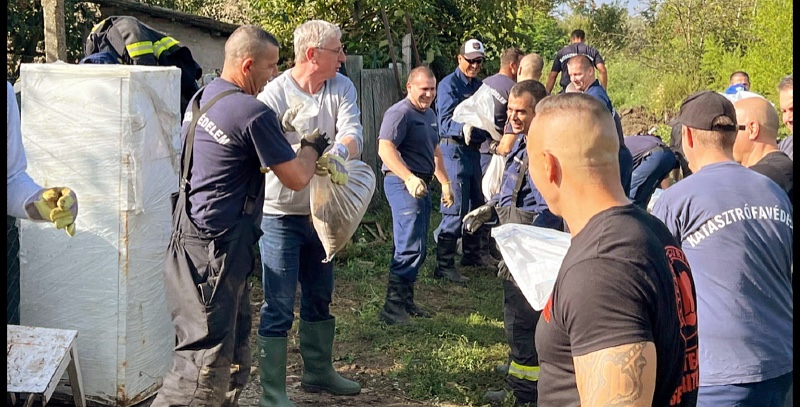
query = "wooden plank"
xmin=42 ymin=0 xmax=67 ymax=62
xmin=7 ymin=325 xmax=79 ymax=402
xmin=360 ymin=68 xmax=401 ymax=199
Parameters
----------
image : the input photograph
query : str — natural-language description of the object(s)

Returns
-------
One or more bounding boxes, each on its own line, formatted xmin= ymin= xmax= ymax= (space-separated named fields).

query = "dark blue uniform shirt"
xmin=379 ymin=98 xmax=439 ymax=175
xmin=584 ymin=79 xmax=634 ymax=194
xmin=185 ymin=78 xmax=296 ymax=233
xmin=436 ymin=68 xmax=489 ymax=146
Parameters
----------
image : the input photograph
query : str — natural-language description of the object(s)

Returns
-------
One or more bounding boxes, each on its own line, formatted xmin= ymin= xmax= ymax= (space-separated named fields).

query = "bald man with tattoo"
xmin=527 ymin=93 xmax=699 ymax=407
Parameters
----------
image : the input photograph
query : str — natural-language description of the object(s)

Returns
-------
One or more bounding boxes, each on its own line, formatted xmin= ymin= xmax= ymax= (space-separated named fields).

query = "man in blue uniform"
xmin=462 ymin=80 xmax=563 ymax=406
xmin=434 ymin=38 xmax=494 ymax=284
xmin=567 ymin=55 xmax=633 ymax=195
xmin=377 ymin=66 xmax=454 ymax=325
xmin=624 ymin=132 xmax=677 ymax=209
xmin=545 ymin=29 xmax=607 ymax=94
xmin=151 ymin=26 xmax=330 ymax=407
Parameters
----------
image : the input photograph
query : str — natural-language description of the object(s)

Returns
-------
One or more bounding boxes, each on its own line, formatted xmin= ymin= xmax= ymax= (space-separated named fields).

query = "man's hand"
xmin=441 ymin=181 xmax=454 ymax=207
xmin=404 ymin=175 xmax=428 ymax=198
xmin=280 ymin=104 xmax=304 ymax=133
xmin=489 ymin=140 xmax=500 ymax=155
xmin=317 ymin=154 xmax=349 ymax=185
xmin=462 ymin=204 xmax=495 ymax=234
xmin=463 ymin=124 xmax=474 ymax=145
xmin=25 ymin=187 xmax=78 ymax=236
xmin=299 ymin=128 xmax=331 ymax=158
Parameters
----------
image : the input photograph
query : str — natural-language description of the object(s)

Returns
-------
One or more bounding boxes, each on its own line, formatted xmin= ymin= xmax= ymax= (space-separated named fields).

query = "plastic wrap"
xmin=481 ymin=154 xmax=506 ymax=201
xmin=310 ymin=160 xmax=376 ymax=262
xmin=491 ymin=223 xmax=572 ymax=310
xmin=286 ymin=84 xmax=320 ymax=136
xmin=18 ymin=63 xmax=181 ymax=406
xmin=453 ymin=84 xmax=503 ymax=141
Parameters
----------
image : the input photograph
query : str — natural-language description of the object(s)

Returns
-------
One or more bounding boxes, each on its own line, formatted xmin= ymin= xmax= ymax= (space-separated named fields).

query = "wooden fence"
xmin=345 ymin=55 xmax=403 ymax=199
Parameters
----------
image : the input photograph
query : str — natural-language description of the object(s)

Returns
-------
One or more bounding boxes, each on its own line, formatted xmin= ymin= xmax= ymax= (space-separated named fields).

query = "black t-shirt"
xmin=536 ymin=204 xmax=699 ymax=407
xmin=750 ymin=151 xmax=793 ymax=203
xmin=550 ymin=43 xmax=605 ymax=91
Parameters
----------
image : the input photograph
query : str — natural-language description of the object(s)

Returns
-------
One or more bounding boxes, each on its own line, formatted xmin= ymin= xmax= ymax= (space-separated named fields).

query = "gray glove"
xmin=280 ymin=104 xmax=304 ymax=133
xmin=299 ymin=128 xmax=331 ymax=158
xmin=462 ymin=123 xmax=474 ymax=145
xmin=462 ymin=204 xmax=496 ymax=234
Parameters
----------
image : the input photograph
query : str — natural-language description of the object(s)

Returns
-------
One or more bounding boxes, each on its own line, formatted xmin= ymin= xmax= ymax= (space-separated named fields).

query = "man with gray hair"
xmin=153 ymin=25 xmax=329 ymax=406
xmin=256 ymin=19 xmax=363 ymax=405
xmin=777 ymin=74 xmax=792 ymax=160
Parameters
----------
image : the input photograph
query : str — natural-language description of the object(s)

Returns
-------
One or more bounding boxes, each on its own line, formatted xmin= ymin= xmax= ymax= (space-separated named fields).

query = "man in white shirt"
xmin=255 ymin=19 xmax=363 ymax=406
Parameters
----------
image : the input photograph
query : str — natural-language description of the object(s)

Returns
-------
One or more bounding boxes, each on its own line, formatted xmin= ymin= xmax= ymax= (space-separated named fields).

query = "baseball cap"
xmin=460 ymin=39 xmax=485 ymax=59
xmin=668 ymin=90 xmax=737 ymax=131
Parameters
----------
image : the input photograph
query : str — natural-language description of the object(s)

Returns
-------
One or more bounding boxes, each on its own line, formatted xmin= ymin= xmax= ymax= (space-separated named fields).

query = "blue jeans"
xmin=629 ymin=148 xmax=676 ymax=209
xmin=385 ymin=175 xmax=431 ymax=283
xmin=258 ymin=214 xmax=333 ymax=337
xmin=698 ymin=372 xmax=793 ymax=407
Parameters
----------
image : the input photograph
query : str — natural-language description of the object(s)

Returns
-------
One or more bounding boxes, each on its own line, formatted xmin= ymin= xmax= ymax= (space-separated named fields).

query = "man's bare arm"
xmin=268 ymin=147 xmax=319 ymax=191
xmin=545 ymin=71 xmax=559 ymax=94
xmin=338 ymin=135 xmax=360 ymax=159
xmin=433 ymin=145 xmax=450 ymax=184
xmin=496 ymin=133 xmax=519 ymax=157
xmin=378 ymin=139 xmax=412 ymax=180
xmin=596 ymin=63 xmax=608 ymax=90
xmin=573 ymin=341 xmax=657 ymax=407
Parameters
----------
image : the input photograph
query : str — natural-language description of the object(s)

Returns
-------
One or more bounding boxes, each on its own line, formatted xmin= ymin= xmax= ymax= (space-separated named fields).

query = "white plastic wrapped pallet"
xmin=18 ymin=63 xmax=181 ymax=406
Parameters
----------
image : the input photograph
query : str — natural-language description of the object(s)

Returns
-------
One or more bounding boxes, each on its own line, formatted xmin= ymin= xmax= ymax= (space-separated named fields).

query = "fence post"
xmin=42 ymin=0 xmax=68 ymax=62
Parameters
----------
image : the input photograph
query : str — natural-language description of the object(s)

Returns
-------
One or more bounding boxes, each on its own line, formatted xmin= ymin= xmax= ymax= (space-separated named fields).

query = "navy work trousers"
xmin=629 ymin=148 xmax=676 ymax=209
xmin=435 ymin=143 xmax=484 ymax=252
xmin=698 ymin=372 xmax=792 ymax=407
xmin=385 ymin=175 xmax=431 ymax=283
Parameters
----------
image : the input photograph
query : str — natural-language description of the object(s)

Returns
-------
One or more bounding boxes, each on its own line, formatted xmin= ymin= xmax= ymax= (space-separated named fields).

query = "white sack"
xmin=453 ymin=84 xmax=502 ymax=141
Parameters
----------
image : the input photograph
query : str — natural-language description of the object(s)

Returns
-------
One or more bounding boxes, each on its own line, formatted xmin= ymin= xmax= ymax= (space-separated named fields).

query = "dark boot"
xmin=434 ymin=236 xmax=469 ymax=284
xmin=402 ymin=279 xmax=434 ymax=318
xmin=257 ymin=335 xmax=296 ymax=407
xmin=489 ymin=236 xmax=503 ymax=261
xmin=299 ymin=318 xmax=361 ymax=395
xmin=460 ymin=233 xmax=498 ymax=271
xmin=379 ymin=275 xmax=411 ymax=325
xmin=483 ymin=388 xmax=511 ymax=405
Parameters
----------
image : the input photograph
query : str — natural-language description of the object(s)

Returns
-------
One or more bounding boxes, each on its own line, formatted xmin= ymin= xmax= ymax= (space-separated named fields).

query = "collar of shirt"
xmin=454 ymin=67 xmax=472 ymax=86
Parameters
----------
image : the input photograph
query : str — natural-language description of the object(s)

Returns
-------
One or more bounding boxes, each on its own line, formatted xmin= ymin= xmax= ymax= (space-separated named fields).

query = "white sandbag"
xmin=311 ymin=160 xmax=376 ymax=262
xmin=647 ymin=188 xmax=664 ymax=213
xmin=453 ymin=84 xmax=502 ymax=141
xmin=492 ymin=223 xmax=571 ymax=310
xmin=481 ymin=153 xmax=505 ymax=201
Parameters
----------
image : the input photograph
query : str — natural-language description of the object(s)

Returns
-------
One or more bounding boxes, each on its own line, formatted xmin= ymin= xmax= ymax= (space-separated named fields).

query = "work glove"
xmin=489 ymin=140 xmax=500 ymax=155
xmin=299 ymin=128 xmax=331 ymax=158
xmin=317 ymin=154 xmax=349 ymax=185
xmin=462 ymin=123 xmax=474 ymax=145
xmin=404 ymin=174 xmax=428 ymax=199
xmin=462 ymin=204 xmax=496 ymax=234
xmin=25 ymin=187 xmax=78 ymax=236
xmin=441 ymin=181 xmax=454 ymax=207
xmin=280 ymin=103 xmax=304 ymax=133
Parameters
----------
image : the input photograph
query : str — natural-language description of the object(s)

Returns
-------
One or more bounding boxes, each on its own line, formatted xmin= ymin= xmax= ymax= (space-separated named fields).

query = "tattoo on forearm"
xmin=576 ymin=341 xmax=649 ymax=406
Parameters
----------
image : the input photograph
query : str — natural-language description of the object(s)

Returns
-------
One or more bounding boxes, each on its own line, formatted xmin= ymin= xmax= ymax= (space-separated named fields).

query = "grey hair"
xmin=293 ymin=20 xmax=342 ymax=62
xmin=778 ymin=74 xmax=793 ymax=92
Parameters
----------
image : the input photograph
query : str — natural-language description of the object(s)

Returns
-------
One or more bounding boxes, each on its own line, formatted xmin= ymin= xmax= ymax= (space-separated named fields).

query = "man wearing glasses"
xmin=256 ymin=19 xmax=362 ymax=406
xmin=433 ymin=39 xmax=494 ymax=284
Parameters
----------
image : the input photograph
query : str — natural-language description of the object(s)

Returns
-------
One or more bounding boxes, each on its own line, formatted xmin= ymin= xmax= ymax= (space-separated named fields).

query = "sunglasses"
xmin=463 ymin=56 xmax=484 ymax=65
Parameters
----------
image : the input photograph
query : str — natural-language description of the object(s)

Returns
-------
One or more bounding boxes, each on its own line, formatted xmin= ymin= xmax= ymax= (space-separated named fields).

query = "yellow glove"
xmin=404 ymin=174 xmax=428 ymax=199
xmin=441 ymin=181 xmax=454 ymax=207
xmin=316 ymin=154 xmax=349 ymax=185
xmin=29 ymin=187 xmax=78 ymax=236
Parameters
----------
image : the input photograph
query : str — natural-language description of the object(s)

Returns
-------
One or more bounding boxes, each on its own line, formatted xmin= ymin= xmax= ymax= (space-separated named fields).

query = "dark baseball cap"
xmin=668 ymin=90 xmax=737 ymax=131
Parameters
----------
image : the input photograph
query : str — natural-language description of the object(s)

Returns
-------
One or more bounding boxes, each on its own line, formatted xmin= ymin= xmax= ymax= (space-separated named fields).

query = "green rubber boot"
xmin=298 ymin=318 xmax=361 ymax=395
xmin=257 ymin=335 xmax=296 ymax=407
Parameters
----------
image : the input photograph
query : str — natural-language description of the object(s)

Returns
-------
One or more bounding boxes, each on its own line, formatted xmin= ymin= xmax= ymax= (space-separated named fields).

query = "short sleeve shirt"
xmin=185 ymin=78 xmax=296 ymax=233
xmin=480 ymin=74 xmax=516 ymax=154
xmin=625 ymin=134 xmax=668 ymax=168
xmin=378 ymin=98 xmax=439 ymax=175
xmin=551 ymin=43 xmax=605 ymax=91
xmin=749 ymin=151 xmax=793 ymax=203
xmin=536 ymin=204 xmax=699 ymax=407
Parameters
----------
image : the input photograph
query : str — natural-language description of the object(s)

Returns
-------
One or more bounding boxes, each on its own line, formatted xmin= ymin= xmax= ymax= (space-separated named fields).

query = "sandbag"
xmin=310 ymin=160 xmax=376 ymax=262
xmin=481 ymin=153 xmax=505 ymax=201
xmin=453 ymin=84 xmax=502 ymax=141
xmin=285 ymin=84 xmax=320 ymax=136
xmin=491 ymin=223 xmax=571 ymax=310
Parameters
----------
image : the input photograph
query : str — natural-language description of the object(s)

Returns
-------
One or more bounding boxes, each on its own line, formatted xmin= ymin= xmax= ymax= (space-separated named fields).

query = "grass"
xmin=253 ymin=190 xmax=517 ymax=406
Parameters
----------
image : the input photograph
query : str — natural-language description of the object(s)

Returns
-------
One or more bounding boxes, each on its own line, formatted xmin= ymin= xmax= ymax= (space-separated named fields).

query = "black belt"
xmin=386 ymin=171 xmax=434 ymax=184
xmin=440 ymin=137 xmax=479 ymax=150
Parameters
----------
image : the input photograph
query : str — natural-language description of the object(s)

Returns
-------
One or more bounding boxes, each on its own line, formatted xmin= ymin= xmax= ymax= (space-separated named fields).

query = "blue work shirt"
xmin=496 ymin=134 xmax=562 ymax=229
xmin=378 ymin=98 xmax=439 ymax=175
xmin=436 ymin=68 xmax=489 ymax=146
xmin=584 ymin=79 xmax=633 ymax=194
xmin=479 ymin=73 xmax=516 ymax=154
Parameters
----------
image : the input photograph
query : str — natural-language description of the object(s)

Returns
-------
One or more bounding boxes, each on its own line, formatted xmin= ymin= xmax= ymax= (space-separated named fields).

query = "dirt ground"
xmin=619 ymin=106 xmax=661 ymax=136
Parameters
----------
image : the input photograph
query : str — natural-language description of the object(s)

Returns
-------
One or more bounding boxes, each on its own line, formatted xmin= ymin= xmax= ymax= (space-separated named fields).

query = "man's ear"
xmin=749 ymin=122 xmax=760 ymax=141
xmin=543 ymin=150 xmax=560 ymax=185
xmin=306 ymin=47 xmax=316 ymax=64
xmin=682 ymin=126 xmax=694 ymax=149
xmin=242 ymin=57 xmax=254 ymax=75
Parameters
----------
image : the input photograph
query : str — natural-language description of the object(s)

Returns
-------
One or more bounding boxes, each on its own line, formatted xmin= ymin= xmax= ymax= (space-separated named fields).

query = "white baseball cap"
xmin=460 ymin=39 xmax=485 ymax=59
